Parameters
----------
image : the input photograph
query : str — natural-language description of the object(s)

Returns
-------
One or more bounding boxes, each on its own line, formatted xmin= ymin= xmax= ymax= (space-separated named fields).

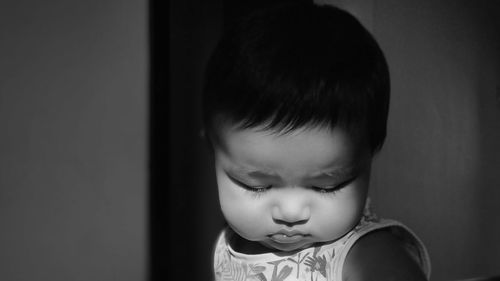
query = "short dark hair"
xmin=202 ymin=2 xmax=390 ymax=154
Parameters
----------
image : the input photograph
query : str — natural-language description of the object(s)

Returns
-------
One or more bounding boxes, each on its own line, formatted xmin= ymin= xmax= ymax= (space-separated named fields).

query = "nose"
xmin=271 ymin=189 xmax=311 ymax=226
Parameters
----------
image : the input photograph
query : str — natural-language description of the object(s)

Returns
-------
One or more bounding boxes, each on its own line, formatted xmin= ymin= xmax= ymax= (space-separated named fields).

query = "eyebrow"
xmin=227 ymin=165 xmax=358 ymax=181
xmin=326 ymin=165 xmax=358 ymax=174
xmin=228 ymin=168 xmax=281 ymax=180
xmin=311 ymin=167 xmax=358 ymax=181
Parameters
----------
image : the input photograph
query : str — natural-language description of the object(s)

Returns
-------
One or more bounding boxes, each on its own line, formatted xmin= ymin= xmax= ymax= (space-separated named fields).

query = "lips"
xmin=269 ymin=229 xmax=309 ymax=244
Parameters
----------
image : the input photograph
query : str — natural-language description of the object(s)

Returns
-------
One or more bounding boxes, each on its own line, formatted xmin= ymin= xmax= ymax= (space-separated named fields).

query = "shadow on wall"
xmin=475 ymin=7 xmax=500 ymax=273
xmin=168 ymin=0 xmax=224 ymax=280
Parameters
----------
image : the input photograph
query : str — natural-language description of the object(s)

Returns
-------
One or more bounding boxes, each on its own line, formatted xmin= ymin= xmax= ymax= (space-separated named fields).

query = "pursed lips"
xmin=269 ymin=229 xmax=309 ymax=244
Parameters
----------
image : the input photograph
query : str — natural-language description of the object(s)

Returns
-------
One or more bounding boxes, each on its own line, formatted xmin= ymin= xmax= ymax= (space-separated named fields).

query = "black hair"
xmin=202 ymin=2 xmax=390 ymax=154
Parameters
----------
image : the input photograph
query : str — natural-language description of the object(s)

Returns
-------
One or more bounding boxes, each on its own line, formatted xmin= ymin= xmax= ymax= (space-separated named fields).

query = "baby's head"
xmin=202 ymin=2 xmax=390 ymax=252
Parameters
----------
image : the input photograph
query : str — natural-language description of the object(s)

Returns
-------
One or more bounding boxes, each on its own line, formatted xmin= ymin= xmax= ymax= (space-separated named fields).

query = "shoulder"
xmin=342 ymin=229 xmax=428 ymax=281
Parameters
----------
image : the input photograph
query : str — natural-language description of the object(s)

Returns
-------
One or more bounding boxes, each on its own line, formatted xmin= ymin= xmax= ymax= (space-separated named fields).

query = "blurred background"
xmin=0 ymin=0 xmax=146 ymax=280
xmin=169 ymin=0 xmax=500 ymax=280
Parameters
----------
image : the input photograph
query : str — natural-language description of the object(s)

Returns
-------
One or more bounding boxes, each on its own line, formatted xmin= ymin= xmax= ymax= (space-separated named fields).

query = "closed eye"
xmin=311 ymin=176 xmax=357 ymax=194
xmin=226 ymin=173 xmax=272 ymax=193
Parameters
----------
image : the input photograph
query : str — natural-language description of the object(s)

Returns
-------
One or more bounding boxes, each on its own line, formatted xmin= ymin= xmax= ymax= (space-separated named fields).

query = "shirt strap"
xmin=331 ymin=218 xmax=432 ymax=280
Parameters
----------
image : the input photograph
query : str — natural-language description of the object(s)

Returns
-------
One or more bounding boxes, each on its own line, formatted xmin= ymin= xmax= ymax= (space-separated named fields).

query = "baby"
xmin=202 ymin=2 xmax=431 ymax=281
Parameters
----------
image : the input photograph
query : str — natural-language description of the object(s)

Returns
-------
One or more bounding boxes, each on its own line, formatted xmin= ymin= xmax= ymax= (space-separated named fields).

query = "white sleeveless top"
xmin=213 ymin=202 xmax=431 ymax=281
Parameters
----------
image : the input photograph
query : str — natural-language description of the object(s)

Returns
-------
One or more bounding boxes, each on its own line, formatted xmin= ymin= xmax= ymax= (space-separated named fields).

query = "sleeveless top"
xmin=213 ymin=201 xmax=431 ymax=281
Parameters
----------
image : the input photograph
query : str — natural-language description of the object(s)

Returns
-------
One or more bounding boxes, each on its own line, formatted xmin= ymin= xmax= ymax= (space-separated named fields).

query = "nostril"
xmin=273 ymin=217 xmax=309 ymax=226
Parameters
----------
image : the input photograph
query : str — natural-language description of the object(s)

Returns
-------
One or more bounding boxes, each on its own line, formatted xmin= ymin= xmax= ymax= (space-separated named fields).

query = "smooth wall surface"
xmin=0 ymin=1 xmax=147 ymax=280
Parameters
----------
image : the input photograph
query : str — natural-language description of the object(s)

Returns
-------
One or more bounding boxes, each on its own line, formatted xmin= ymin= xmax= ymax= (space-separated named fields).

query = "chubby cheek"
xmin=314 ymin=181 xmax=368 ymax=241
xmin=216 ymin=168 xmax=269 ymax=241
xmin=314 ymin=196 xmax=364 ymax=241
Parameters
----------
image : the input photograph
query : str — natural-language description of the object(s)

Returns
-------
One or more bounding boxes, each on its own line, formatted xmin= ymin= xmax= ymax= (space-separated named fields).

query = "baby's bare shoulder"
xmin=343 ymin=229 xmax=428 ymax=281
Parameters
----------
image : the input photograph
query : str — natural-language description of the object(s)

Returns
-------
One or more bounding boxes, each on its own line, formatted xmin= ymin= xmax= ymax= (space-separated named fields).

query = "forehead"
xmin=215 ymin=124 xmax=369 ymax=175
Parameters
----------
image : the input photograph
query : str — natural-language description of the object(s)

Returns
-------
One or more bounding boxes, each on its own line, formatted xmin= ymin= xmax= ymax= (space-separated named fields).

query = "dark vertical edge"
xmin=148 ymin=0 xmax=154 ymax=279
xmin=149 ymin=0 xmax=168 ymax=280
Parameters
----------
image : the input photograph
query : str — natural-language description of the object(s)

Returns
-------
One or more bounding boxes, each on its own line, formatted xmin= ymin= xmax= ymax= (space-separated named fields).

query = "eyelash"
xmin=228 ymin=174 xmax=356 ymax=197
xmin=227 ymin=175 xmax=271 ymax=195
xmin=311 ymin=179 xmax=353 ymax=195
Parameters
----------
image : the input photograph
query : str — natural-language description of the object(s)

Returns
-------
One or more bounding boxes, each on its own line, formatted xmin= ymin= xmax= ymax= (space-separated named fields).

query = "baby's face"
xmin=214 ymin=124 xmax=371 ymax=252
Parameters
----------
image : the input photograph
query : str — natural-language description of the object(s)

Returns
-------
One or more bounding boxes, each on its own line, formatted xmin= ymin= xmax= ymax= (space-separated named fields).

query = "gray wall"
xmin=0 ymin=0 xmax=147 ymax=280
